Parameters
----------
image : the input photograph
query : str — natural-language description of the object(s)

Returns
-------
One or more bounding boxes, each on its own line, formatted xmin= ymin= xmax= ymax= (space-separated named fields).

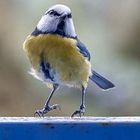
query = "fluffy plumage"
xmin=23 ymin=4 xmax=115 ymax=117
xmin=23 ymin=34 xmax=91 ymax=88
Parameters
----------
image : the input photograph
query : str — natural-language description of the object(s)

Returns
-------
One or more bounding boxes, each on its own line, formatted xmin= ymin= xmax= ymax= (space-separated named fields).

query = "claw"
xmin=71 ymin=110 xmax=84 ymax=117
xmin=34 ymin=104 xmax=61 ymax=117
xmin=34 ymin=110 xmax=44 ymax=117
xmin=71 ymin=105 xmax=85 ymax=117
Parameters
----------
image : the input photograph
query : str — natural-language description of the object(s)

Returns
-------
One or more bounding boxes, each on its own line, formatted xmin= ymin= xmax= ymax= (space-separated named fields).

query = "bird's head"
xmin=35 ymin=4 xmax=77 ymax=38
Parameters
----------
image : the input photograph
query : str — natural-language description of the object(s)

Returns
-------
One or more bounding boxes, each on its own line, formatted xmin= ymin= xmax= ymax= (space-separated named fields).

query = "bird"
xmin=23 ymin=4 xmax=115 ymax=117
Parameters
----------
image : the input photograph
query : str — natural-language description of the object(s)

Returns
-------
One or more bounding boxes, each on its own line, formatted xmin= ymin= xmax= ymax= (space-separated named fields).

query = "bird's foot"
xmin=71 ymin=105 xmax=85 ymax=117
xmin=34 ymin=104 xmax=61 ymax=117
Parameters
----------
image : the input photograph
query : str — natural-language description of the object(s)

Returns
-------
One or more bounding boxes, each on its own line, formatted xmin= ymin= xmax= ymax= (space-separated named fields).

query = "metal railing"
xmin=0 ymin=117 xmax=140 ymax=140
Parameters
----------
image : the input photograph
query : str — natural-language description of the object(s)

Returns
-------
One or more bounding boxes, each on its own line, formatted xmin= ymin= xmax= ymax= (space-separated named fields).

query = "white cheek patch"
xmin=37 ymin=15 xmax=59 ymax=33
xmin=65 ymin=19 xmax=76 ymax=37
xmin=37 ymin=16 xmax=47 ymax=32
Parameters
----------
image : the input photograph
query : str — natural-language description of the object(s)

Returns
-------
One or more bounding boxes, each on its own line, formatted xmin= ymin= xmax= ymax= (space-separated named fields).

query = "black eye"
xmin=49 ymin=10 xmax=55 ymax=15
xmin=67 ymin=13 xmax=72 ymax=18
xmin=48 ymin=10 xmax=61 ymax=16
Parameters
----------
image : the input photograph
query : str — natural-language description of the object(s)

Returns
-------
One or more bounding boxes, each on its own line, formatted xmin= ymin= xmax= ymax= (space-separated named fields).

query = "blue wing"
xmin=40 ymin=60 xmax=55 ymax=82
xmin=90 ymin=70 xmax=115 ymax=90
xmin=76 ymin=39 xmax=91 ymax=61
xmin=40 ymin=61 xmax=54 ymax=81
xmin=76 ymin=39 xmax=115 ymax=90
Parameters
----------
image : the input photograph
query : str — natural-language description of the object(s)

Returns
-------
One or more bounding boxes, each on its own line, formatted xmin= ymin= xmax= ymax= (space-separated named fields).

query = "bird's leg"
xmin=71 ymin=86 xmax=86 ymax=117
xmin=34 ymin=84 xmax=60 ymax=117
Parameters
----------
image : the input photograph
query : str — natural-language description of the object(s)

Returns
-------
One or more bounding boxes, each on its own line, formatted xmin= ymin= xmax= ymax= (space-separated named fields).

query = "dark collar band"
xmin=31 ymin=27 xmax=77 ymax=39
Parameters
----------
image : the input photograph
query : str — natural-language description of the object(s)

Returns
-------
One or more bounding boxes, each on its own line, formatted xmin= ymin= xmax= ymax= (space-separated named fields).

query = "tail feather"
xmin=89 ymin=70 xmax=115 ymax=90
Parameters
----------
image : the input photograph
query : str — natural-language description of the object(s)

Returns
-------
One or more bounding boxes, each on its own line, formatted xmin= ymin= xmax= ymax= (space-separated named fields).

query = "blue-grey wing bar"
xmin=76 ymin=39 xmax=91 ymax=61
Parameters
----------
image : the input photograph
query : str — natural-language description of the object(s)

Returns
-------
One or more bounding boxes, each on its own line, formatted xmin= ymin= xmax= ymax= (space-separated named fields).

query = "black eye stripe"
xmin=54 ymin=12 xmax=61 ymax=16
xmin=47 ymin=10 xmax=61 ymax=16
xmin=46 ymin=10 xmax=72 ymax=18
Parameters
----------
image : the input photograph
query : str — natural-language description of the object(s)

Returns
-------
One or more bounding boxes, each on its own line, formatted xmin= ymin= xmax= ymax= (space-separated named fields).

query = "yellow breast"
xmin=23 ymin=34 xmax=91 ymax=88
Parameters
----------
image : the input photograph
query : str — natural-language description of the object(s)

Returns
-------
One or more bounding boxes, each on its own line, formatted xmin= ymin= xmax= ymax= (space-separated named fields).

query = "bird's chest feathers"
xmin=23 ymin=34 xmax=85 ymax=69
xmin=23 ymin=34 xmax=91 ymax=86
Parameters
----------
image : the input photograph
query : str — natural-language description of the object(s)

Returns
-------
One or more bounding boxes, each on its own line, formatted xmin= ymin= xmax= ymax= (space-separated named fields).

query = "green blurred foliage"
xmin=0 ymin=0 xmax=140 ymax=116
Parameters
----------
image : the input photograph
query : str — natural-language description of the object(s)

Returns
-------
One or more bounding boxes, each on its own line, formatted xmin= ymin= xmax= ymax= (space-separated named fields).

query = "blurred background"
xmin=0 ymin=0 xmax=140 ymax=116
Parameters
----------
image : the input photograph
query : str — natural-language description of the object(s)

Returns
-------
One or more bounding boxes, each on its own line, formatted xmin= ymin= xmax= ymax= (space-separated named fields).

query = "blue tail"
xmin=89 ymin=70 xmax=115 ymax=90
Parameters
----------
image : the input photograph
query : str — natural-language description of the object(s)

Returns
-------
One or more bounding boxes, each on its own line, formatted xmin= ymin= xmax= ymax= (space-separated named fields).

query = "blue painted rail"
xmin=0 ymin=117 xmax=140 ymax=140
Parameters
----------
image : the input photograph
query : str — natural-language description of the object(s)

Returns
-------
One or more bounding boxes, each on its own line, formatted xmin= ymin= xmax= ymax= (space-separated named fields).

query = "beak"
xmin=60 ymin=12 xmax=68 ymax=20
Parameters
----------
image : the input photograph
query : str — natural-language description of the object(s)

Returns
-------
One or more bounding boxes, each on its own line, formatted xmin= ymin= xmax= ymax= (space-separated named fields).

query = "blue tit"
xmin=23 ymin=4 xmax=115 ymax=117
